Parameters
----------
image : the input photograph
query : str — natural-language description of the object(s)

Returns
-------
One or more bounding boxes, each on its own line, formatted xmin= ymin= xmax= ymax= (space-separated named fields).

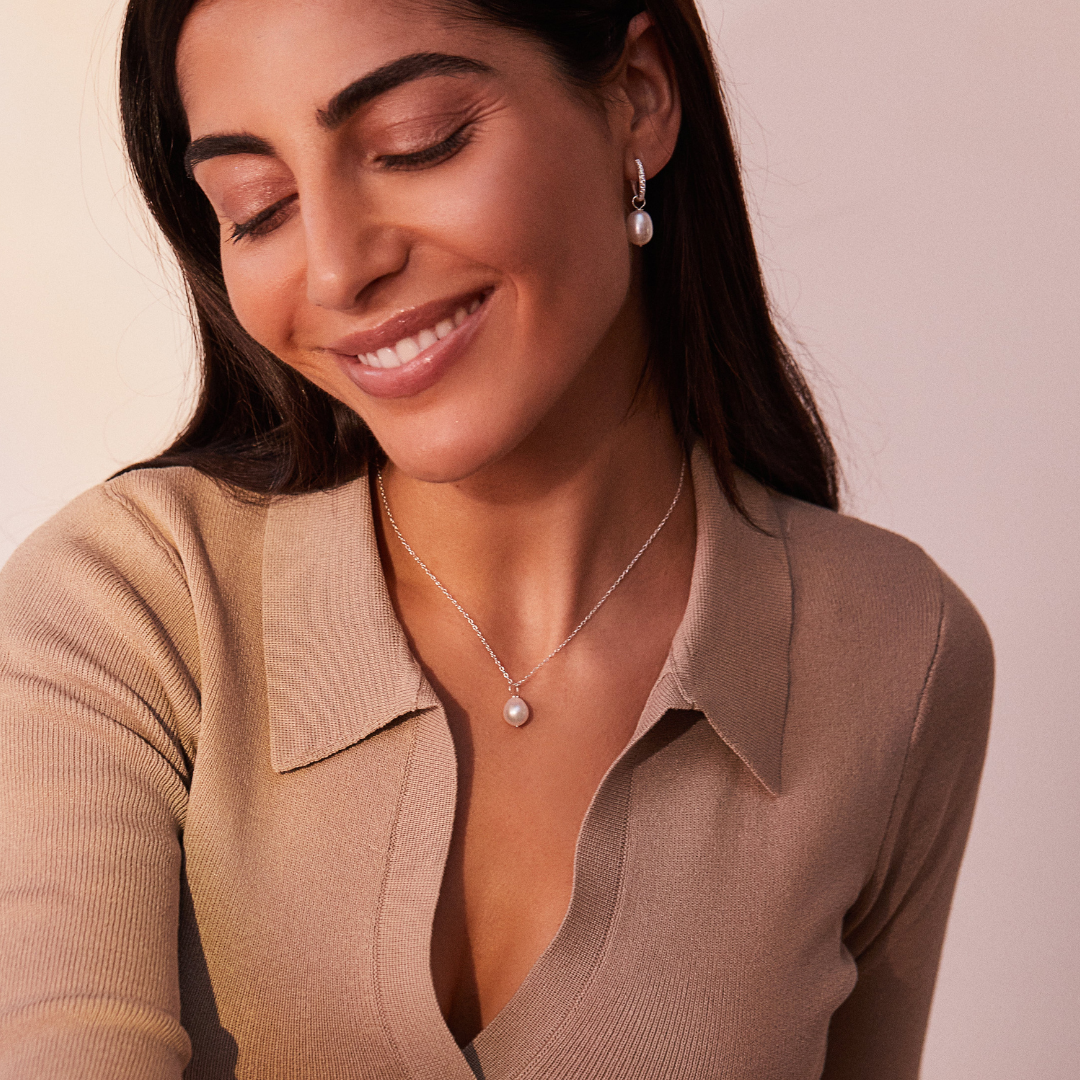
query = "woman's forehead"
xmin=178 ymin=0 xmax=493 ymax=87
xmin=176 ymin=0 xmax=531 ymax=132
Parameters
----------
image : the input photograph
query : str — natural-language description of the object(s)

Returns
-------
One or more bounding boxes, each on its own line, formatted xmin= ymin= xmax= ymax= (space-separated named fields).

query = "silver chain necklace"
xmin=376 ymin=459 xmax=686 ymax=728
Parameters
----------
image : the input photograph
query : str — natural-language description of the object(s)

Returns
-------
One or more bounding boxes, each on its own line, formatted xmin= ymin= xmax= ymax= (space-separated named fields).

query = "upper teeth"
xmin=358 ymin=298 xmax=481 ymax=368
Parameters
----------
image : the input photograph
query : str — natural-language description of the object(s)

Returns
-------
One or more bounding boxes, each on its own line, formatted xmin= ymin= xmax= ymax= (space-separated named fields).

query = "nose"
xmin=302 ymin=179 xmax=408 ymax=311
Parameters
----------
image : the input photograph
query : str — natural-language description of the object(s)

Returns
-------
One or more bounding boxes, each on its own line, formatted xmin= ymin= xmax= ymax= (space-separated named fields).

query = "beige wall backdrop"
xmin=2 ymin=1 xmax=1077 ymax=1076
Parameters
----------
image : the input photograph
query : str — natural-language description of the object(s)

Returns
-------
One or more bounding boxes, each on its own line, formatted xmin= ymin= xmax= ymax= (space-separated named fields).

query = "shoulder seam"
xmin=102 ymin=485 xmax=188 ymax=581
xmin=845 ymin=562 xmax=947 ymax=953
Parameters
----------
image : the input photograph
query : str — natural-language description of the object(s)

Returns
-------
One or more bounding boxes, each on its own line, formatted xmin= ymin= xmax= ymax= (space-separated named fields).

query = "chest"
xmin=388 ymin=550 xmax=696 ymax=1042
xmin=425 ymin=661 xmax=659 ymax=1044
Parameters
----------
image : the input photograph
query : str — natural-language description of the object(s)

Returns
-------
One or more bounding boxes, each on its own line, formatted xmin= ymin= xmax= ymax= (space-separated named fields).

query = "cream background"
xmin=1 ymin=1 xmax=1077 ymax=1076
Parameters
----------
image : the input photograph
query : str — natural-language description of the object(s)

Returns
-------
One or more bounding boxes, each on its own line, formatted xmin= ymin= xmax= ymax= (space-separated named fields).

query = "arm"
xmin=822 ymin=572 xmax=994 ymax=1080
xmin=0 ymin=489 xmax=198 ymax=1079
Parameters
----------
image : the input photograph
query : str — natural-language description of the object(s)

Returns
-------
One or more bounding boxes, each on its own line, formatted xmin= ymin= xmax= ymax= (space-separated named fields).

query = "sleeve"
xmin=0 ymin=488 xmax=199 ymax=1079
xmin=822 ymin=570 xmax=995 ymax=1080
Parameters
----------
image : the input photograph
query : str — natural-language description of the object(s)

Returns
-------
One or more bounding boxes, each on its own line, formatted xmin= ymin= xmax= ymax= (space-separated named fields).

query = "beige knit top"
xmin=0 ymin=446 xmax=993 ymax=1080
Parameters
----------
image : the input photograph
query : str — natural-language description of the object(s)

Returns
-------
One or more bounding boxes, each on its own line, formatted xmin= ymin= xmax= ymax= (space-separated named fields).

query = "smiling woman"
xmin=0 ymin=2 xmax=992 ymax=1079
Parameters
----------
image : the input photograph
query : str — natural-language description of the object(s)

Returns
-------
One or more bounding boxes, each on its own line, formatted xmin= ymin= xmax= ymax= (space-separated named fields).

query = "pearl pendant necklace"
xmin=377 ymin=461 xmax=686 ymax=727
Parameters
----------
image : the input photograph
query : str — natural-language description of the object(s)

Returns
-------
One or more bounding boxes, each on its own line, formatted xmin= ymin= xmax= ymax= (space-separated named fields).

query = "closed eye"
xmin=229 ymin=193 xmax=298 ymax=244
xmin=376 ymin=122 xmax=473 ymax=170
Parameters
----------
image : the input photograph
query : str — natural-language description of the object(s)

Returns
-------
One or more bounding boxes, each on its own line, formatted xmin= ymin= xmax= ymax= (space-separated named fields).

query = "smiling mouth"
xmin=328 ymin=289 xmax=489 ymax=371
xmin=357 ymin=295 xmax=482 ymax=369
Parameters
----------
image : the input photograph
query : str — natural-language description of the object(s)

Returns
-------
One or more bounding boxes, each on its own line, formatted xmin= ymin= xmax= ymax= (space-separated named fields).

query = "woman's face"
xmin=178 ymin=0 xmax=676 ymax=482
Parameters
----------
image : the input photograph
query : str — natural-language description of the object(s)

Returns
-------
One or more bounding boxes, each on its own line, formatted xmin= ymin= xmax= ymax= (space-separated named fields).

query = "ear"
xmin=614 ymin=12 xmax=682 ymax=183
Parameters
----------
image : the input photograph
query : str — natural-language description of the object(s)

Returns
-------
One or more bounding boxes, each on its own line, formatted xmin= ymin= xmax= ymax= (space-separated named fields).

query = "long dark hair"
xmin=118 ymin=0 xmax=838 ymax=511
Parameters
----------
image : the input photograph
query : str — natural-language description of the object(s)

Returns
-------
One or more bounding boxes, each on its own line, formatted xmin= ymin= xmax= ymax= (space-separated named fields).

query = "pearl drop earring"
xmin=626 ymin=158 xmax=653 ymax=246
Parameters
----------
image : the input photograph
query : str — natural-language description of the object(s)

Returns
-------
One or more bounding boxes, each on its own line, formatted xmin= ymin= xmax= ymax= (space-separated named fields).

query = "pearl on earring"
xmin=626 ymin=158 xmax=653 ymax=246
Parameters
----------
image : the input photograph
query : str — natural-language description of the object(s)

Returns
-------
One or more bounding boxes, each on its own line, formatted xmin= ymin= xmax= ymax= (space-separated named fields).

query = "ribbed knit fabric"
xmin=0 ymin=446 xmax=994 ymax=1079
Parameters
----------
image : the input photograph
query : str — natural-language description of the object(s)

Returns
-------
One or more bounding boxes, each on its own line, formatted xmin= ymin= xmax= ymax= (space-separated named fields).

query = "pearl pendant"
xmin=503 ymin=695 xmax=530 ymax=728
xmin=627 ymin=209 xmax=653 ymax=246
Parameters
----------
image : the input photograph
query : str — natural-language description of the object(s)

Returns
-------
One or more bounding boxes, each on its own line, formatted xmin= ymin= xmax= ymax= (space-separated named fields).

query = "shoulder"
xmin=771 ymin=490 xmax=938 ymax=599
xmin=767 ymin=489 xmax=993 ymax=698
xmin=102 ymin=465 xmax=270 ymax=566
xmin=0 ymin=467 xmax=261 ymax=775
xmin=1 ymin=466 xmax=268 ymax=591
xmin=0 ymin=467 xmax=272 ymax=700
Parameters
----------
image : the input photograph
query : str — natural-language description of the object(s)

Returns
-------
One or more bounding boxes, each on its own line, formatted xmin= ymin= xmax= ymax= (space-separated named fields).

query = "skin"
xmin=179 ymin=0 xmax=692 ymax=1046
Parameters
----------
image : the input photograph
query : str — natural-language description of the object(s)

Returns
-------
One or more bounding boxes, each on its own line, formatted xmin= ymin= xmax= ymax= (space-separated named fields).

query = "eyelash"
xmin=376 ymin=122 xmax=473 ymax=170
xmin=228 ymin=123 xmax=474 ymax=245
xmin=229 ymin=194 xmax=298 ymax=244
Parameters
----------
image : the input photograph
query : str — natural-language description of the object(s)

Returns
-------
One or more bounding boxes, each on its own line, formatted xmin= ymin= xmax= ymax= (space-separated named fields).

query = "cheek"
xmin=220 ymin=240 xmax=304 ymax=355
xmin=446 ymin=111 xmax=632 ymax=340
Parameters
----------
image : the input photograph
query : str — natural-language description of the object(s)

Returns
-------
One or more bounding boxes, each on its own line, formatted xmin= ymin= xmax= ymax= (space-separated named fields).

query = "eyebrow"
xmin=184 ymin=133 xmax=275 ymax=176
xmin=183 ymin=52 xmax=492 ymax=176
xmin=318 ymin=52 xmax=493 ymax=129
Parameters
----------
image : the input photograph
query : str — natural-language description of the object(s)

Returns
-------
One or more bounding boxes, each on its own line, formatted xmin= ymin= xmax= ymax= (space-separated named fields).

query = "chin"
xmin=357 ymin=353 xmax=582 ymax=487
xmin=371 ymin=417 xmax=527 ymax=486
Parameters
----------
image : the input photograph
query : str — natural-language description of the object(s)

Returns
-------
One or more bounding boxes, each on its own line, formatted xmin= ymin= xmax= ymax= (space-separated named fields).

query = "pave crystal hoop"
xmin=626 ymin=157 xmax=653 ymax=246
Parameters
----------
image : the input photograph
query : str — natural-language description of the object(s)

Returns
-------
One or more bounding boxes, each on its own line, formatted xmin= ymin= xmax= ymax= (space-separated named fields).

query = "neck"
xmin=374 ymin=386 xmax=692 ymax=677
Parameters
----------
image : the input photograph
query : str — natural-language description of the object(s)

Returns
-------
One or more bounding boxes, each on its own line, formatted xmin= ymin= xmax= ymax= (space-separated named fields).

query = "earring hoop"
xmin=626 ymin=158 xmax=653 ymax=246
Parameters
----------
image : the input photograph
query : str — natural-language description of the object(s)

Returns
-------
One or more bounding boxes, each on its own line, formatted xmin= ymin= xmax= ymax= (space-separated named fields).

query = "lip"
xmin=327 ymin=288 xmax=492 ymax=400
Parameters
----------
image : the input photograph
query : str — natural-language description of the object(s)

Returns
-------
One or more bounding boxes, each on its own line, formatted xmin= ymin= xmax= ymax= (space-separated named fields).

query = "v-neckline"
xmin=378 ymin=663 xmax=693 ymax=1079
xmin=461 ymin=673 xmax=693 ymax=1074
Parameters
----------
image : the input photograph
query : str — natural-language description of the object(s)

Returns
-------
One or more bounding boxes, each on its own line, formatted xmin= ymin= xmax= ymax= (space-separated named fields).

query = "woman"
xmin=0 ymin=0 xmax=993 ymax=1077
